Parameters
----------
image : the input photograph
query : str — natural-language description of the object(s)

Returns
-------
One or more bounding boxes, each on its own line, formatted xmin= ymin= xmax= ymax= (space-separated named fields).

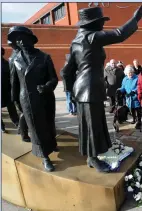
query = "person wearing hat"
xmin=61 ymin=6 xmax=142 ymax=172
xmin=8 ymin=37 xmax=30 ymax=141
xmin=1 ymin=47 xmax=19 ymax=133
xmin=8 ymin=26 xmax=58 ymax=172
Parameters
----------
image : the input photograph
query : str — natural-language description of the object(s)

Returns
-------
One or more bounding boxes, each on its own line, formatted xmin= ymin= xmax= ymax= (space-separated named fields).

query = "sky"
xmin=2 ymin=3 xmax=47 ymax=23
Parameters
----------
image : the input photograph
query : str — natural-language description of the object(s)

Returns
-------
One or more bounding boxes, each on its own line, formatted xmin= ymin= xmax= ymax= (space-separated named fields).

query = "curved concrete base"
xmin=2 ymin=112 xmax=141 ymax=211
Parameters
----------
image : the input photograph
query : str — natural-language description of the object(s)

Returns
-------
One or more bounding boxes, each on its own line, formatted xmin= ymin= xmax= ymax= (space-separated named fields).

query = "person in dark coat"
xmin=8 ymin=37 xmax=30 ymax=142
xmin=104 ymin=59 xmax=125 ymax=113
xmin=60 ymin=6 xmax=142 ymax=172
xmin=1 ymin=47 xmax=19 ymax=133
xmin=8 ymin=26 xmax=58 ymax=172
xmin=61 ymin=54 xmax=77 ymax=115
xmin=117 ymin=61 xmax=125 ymax=71
xmin=133 ymin=59 xmax=142 ymax=75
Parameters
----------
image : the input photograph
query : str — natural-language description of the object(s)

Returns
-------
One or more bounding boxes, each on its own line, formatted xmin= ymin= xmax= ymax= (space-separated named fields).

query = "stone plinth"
xmin=2 ymin=130 xmax=141 ymax=211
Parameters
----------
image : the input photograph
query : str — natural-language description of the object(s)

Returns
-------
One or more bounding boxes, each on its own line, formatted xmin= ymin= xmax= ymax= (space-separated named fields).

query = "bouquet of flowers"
xmin=125 ymin=154 xmax=142 ymax=207
xmin=98 ymin=139 xmax=134 ymax=171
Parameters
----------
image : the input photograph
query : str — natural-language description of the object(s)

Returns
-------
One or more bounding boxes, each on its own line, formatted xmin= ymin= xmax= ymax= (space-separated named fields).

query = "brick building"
xmin=25 ymin=2 xmax=142 ymax=27
xmin=25 ymin=2 xmax=79 ymax=25
xmin=2 ymin=3 xmax=142 ymax=79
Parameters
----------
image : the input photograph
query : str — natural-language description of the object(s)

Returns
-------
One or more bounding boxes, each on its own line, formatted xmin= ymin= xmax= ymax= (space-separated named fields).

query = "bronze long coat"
xmin=61 ymin=17 xmax=138 ymax=103
xmin=11 ymin=49 xmax=58 ymax=155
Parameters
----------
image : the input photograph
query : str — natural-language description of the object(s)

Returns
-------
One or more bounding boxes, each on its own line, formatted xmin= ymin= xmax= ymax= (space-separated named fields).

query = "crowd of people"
xmin=104 ymin=59 xmax=142 ymax=129
xmin=63 ymin=57 xmax=142 ymax=123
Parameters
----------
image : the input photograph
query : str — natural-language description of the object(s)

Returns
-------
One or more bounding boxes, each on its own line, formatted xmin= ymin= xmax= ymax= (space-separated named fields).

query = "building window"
xmin=53 ymin=3 xmax=65 ymax=21
xmin=42 ymin=13 xmax=51 ymax=24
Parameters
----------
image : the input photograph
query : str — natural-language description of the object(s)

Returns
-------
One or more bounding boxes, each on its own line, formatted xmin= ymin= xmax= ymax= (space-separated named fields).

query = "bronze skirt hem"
xmin=77 ymin=102 xmax=112 ymax=157
xmin=32 ymin=141 xmax=57 ymax=158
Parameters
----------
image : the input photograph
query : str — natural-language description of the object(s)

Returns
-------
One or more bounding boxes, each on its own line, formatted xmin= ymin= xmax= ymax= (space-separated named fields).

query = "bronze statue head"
xmin=8 ymin=26 xmax=38 ymax=44
xmin=8 ymin=26 xmax=38 ymax=51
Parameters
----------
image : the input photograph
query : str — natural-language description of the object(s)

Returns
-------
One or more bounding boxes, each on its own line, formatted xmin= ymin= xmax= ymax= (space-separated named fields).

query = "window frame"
xmin=53 ymin=3 xmax=66 ymax=22
xmin=41 ymin=13 xmax=51 ymax=24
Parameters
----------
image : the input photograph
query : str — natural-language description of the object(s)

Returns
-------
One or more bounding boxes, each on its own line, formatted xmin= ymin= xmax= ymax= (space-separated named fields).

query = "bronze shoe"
xmin=87 ymin=157 xmax=110 ymax=173
xmin=43 ymin=158 xmax=55 ymax=172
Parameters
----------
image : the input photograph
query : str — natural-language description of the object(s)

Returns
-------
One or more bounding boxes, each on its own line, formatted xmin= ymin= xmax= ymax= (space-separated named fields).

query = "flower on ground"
xmin=134 ymin=192 xmax=142 ymax=201
xmin=135 ymin=182 xmax=141 ymax=188
xmin=125 ymin=153 xmax=142 ymax=206
xmin=125 ymin=176 xmax=129 ymax=181
xmin=114 ymin=149 xmax=120 ymax=154
xmin=128 ymin=186 xmax=134 ymax=192
xmin=128 ymin=175 xmax=133 ymax=180
xmin=139 ymin=161 xmax=142 ymax=167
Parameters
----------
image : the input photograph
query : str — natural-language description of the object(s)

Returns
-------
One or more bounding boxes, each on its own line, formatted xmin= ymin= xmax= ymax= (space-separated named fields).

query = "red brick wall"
xmin=2 ymin=24 xmax=142 ymax=80
xmin=24 ymin=2 xmax=142 ymax=28
xmin=76 ymin=2 xmax=88 ymax=11
xmin=2 ymin=24 xmax=77 ymax=45
xmin=68 ymin=3 xmax=78 ymax=25
xmin=54 ymin=16 xmax=69 ymax=26
xmin=2 ymin=24 xmax=77 ymax=79
xmin=77 ymin=2 xmax=142 ymax=27
xmin=101 ymin=2 xmax=142 ymax=27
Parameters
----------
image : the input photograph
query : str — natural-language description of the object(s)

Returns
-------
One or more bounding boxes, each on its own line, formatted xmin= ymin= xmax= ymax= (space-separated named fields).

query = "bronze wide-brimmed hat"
xmin=8 ymin=26 xmax=38 ymax=44
xmin=77 ymin=7 xmax=110 ymax=26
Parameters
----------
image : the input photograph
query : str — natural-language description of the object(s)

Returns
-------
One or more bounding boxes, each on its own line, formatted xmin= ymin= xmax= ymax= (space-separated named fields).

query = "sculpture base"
xmin=2 ymin=129 xmax=141 ymax=211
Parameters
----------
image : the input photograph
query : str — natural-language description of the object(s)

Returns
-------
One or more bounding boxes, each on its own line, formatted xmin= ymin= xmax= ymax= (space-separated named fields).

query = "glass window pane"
xmin=42 ymin=13 xmax=51 ymax=24
xmin=53 ymin=3 xmax=65 ymax=21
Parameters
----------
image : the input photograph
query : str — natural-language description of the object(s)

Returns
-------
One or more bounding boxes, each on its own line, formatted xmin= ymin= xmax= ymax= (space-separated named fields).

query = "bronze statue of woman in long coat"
xmin=8 ymin=26 xmax=58 ymax=172
xmin=61 ymin=6 xmax=142 ymax=172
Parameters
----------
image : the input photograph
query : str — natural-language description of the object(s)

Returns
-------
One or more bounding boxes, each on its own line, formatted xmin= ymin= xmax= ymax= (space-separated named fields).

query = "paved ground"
xmin=2 ymin=81 xmax=142 ymax=211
